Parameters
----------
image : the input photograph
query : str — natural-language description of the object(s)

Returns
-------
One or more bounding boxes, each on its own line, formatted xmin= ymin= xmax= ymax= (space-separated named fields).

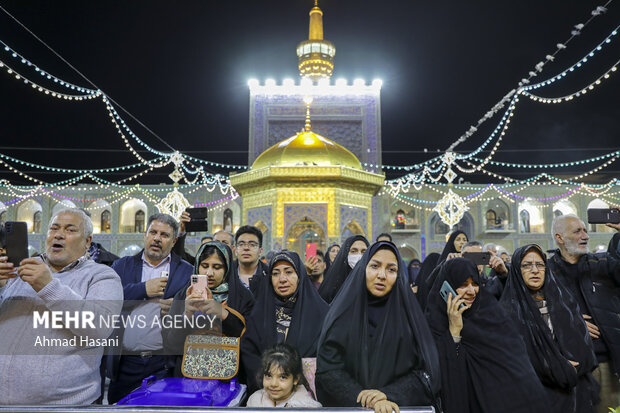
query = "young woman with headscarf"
xmin=438 ymin=230 xmax=468 ymax=264
xmin=240 ymin=250 xmax=329 ymax=392
xmin=499 ymin=244 xmax=598 ymax=413
xmin=325 ymin=243 xmax=340 ymax=271
xmin=426 ymin=257 xmax=549 ymax=413
xmin=316 ymin=241 xmax=441 ymax=412
xmin=318 ymin=235 xmax=369 ymax=304
xmin=163 ymin=241 xmax=255 ymax=375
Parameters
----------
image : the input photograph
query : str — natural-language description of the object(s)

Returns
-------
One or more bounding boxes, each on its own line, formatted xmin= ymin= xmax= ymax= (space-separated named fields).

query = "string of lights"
xmin=1 ymin=40 xmax=99 ymax=94
xmin=445 ymin=2 xmax=612 ymax=153
xmin=522 ymin=26 xmax=619 ymax=92
xmin=0 ymin=59 xmax=100 ymax=100
xmin=522 ymin=58 xmax=619 ymax=103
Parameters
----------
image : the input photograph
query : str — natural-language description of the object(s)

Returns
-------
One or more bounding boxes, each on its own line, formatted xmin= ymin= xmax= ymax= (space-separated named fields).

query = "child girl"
xmin=246 ymin=343 xmax=322 ymax=407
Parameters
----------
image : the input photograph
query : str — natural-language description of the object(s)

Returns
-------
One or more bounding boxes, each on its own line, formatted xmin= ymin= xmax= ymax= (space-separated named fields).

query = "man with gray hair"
xmin=0 ymin=208 xmax=123 ymax=404
xmin=548 ymin=213 xmax=620 ymax=411
xmin=107 ymin=212 xmax=192 ymax=404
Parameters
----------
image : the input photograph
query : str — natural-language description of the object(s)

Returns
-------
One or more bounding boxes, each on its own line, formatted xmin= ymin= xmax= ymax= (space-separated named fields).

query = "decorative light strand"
xmin=0 ymin=152 xmax=167 ymax=174
xmin=1 ymin=40 xmax=98 ymax=94
xmin=446 ymin=2 xmax=612 ymax=152
xmin=523 ymin=26 xmax=619 ymax=92
xmin=472 ymin=151 xmax=620 ymax=169
xmin=522 ymin=58 xmax=620 ymax=103
xmin=0 ymin=59 xmax=100 ymax=100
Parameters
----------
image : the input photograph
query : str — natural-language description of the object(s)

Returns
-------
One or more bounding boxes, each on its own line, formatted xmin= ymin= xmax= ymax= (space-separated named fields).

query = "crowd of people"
xmin=0 ymin=207 xmax=619 ymax=412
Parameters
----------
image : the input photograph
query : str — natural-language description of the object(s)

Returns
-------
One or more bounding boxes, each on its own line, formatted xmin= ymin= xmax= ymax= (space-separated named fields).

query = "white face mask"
xmin=348 ymin=253 xmax=363 ymax=269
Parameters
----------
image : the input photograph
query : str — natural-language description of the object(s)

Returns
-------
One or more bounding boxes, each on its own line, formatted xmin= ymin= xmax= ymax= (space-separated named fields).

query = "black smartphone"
xmin=185 ymin=207 xmax=209 ymax=232
xmin=462 ymin=251 xmax=491 ymax=266
xmin=440 ymin=280 xmax=465 ymax=309
xmin=5 ymin=221 xmax=29 ymax=266
xmin=587 ymin=208 xmax=620 ymax=225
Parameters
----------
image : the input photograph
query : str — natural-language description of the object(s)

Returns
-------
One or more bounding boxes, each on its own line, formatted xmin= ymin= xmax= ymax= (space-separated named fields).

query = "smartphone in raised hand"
xmin=190 ymin=274 xmax=208 ymax=299
xmin=305 ymin=243 xmax=317 ymax=259
xmin=4 ymin=222 xmax=29 ymax=266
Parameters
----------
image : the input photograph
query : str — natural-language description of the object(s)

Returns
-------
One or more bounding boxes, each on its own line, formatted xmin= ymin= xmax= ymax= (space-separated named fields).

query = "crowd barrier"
xmin=0 ymin=408 xmax=435 ymax=413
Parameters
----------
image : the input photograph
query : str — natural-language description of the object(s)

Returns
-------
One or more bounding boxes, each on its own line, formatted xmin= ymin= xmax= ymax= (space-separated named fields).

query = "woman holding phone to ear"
xmin=163 ymin=241 xmax=254 ymax=374
xmin=426 ymin=258 xmax=549 ymax=413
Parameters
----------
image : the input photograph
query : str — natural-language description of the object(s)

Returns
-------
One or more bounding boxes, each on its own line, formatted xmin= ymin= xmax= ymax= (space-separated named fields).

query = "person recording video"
xmin=0 ymin=208 xmax=123 ymax=405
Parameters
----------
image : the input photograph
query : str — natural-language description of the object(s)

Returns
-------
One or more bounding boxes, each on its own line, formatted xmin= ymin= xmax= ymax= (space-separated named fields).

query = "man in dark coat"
xmin=548 ymin=213 xmax=620 ymax=411
xmin=106 ymin=213 xmax=192 ymax=404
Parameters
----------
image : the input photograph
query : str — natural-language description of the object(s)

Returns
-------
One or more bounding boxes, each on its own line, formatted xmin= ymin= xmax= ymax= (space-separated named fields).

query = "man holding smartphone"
xmin=107 ymin=213 xmax=192 ymax=404
xmin=0 ymin=208 xmax=123 ymax=405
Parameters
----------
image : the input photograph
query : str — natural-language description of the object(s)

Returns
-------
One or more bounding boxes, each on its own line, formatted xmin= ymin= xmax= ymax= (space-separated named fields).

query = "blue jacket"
xmin=112 ymin=250 xmax=192 ymax=301
xmin=105 ymin=251 xmax=192 ymax=380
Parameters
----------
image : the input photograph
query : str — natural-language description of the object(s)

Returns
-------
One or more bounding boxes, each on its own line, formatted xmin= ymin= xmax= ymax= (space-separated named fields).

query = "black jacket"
xmin=548 ymin=250 xmax=620 ymax=376
xmin=171 ymin=232 xmax=196 ymax=266
xmin=231 ymin=258 xmax=269 ymax=296
xmin=92 ymin=242 xmax=120 ymax=267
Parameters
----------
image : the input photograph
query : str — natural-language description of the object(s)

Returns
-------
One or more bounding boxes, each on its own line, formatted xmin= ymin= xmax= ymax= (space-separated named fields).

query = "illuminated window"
xmin=519 ymin=200 xmax=544 ymax=233
xmin=134 ymin=210 xmax=145 ymax=233
xmin=120 ymin=199 xmax=147 ymax=233
xmin=223 ymin=208 xmax=233 ymax=232
xmin=88 ymin=200 xmax=112 ymax=234
xmin=101 ymin=210 xmax=111 ymax=234
xmin=519 ymin=210 xmax=530 ymax=233
xmin=16 ymin=199 xmax=42 ymax=233
xmin=33 ymin=211 xmax=42 ymax=233
xmin=486 ymin=210 xmax=497 ymax=229
xmin=485 ymin=199 xmax=511 ymax=230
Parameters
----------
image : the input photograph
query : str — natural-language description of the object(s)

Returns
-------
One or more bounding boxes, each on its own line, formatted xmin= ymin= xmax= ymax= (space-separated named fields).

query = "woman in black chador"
xmin=426 ymin=257 xmax=549 ymax=413
xmin=324 ymin=243 xmax=340 ymax=271
xmin=318 ymin=235 xmax=369 ymax=304
xmin=499 ymin=244 xmax=598 ymax=413
xmin=240 ymin=250 xmax=329 ymax=392
xmin=417 ymin=230 xmax=467 ymax=311
xmin=316 ymin=241 xmax=441 ymax=413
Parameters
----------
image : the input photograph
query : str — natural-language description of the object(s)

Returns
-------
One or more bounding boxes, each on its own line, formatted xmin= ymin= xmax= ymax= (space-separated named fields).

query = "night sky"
xmin=0 ymin=0 xmax=618 ymax=185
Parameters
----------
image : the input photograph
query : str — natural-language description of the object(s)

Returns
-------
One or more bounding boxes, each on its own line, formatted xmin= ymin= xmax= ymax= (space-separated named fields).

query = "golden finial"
xmin=303 ymin=96 xmax=313 ymax=131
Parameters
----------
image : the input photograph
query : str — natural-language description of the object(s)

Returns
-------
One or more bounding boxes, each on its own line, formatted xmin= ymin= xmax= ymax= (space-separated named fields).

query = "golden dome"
xmin=252 ymin=131 xmax=362 ymax=170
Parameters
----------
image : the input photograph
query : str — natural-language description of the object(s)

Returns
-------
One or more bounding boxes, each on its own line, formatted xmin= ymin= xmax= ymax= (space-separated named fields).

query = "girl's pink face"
xmin=263 ymin=365 xmax=299 ymax=404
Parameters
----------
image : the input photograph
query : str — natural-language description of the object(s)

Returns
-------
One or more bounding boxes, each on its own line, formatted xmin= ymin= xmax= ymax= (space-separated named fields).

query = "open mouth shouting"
xmin=50 ymin=242 xmax=65 ymax=253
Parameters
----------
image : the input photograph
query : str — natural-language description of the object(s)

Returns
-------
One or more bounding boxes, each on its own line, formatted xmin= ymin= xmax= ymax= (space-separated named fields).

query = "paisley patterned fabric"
xmin=182 ymin=335 xmax=241 ymax=379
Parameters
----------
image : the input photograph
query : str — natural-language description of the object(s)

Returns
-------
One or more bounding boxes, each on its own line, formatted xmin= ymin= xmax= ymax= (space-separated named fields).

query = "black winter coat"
xmin=548 ymin=250 xmax=620 ymax=376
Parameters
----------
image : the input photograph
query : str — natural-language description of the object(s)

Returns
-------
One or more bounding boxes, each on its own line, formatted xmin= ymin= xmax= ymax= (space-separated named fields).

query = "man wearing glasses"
xmin=233 ymin=225 xmax=268 ymax=295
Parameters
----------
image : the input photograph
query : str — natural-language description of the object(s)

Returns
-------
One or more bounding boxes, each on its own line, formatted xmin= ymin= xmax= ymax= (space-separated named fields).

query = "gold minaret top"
xmin=296 ymin=1 xmax=336 ymax=82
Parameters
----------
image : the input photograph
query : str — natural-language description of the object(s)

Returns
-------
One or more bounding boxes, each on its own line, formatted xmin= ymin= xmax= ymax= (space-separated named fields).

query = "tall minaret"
xmin=296 ymin=1 xmax=336 ymax=82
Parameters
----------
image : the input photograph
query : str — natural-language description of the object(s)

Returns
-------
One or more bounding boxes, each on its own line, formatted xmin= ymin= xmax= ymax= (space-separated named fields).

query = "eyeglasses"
xmin=237 ymin=241 xmax=259 ymax=249
xmin=520 ymin=262 xmax=546 ymax=271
